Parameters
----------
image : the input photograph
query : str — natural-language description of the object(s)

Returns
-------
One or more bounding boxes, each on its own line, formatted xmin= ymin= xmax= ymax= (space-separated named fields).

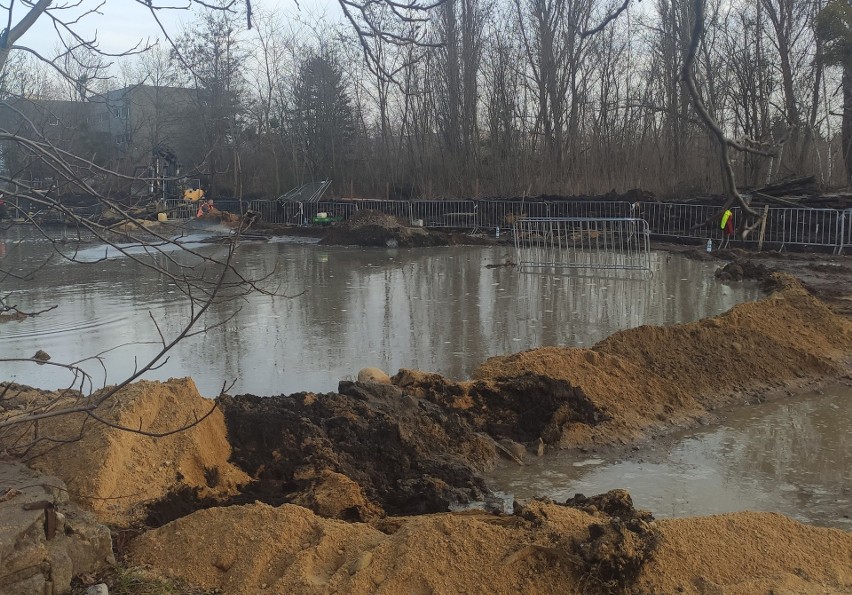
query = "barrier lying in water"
xmin=513 ymin=217 xmax=652 ymax=271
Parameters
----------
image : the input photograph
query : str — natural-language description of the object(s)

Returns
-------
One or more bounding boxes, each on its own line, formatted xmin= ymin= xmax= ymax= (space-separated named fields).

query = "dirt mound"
xmin=128 ymin=498 xmax=852 ymax=595
xmin=128 ymin=500 xmax=590 ymax=595
xmin=4 ymin=378 xmax=249 ymax=526
xmin=394 ymin=370 xmax=609 ymax=445
xmin=198 ymin=206 xmax=241 ymax=226
xmin=715 ymin=259 xmax=769 ymax=283
xmin=319 ymin=209 xmax=451 ymax=247
xmin=636 ymin=512 xmax=852 ymax=594
xmin=218 ymin=381 xmax=495 ymax=516
xmin=291 ymin=470 xmax=384 ymax=522
xmin=469 ymin=276 xmax=852 ymax=446
xmin=562 ymin=490 xmax=659 ymax=591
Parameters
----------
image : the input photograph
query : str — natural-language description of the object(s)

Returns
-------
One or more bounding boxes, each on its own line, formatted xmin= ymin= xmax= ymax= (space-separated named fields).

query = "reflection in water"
xmin=484 ymin=386 xmax=852 ymax=529
xmin=1 ymin=233 xmax=761 ymax=397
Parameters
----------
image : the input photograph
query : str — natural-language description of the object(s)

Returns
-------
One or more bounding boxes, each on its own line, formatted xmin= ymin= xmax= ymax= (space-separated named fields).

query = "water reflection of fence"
xmin=160 ymin=198 xmax=852 ymax=253
xmin=513 ymin=218 xmax=652 ymax=271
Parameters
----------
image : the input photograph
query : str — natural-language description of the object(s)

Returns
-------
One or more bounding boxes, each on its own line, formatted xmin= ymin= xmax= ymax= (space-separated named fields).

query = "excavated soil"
xmin=217 ymin=381 xmax=495 ymax=517
xmin=0 ymin=378 xmax=249 ymax=527
xmin=128 ymin=492 xmax=852 ymax=595
xmin=465 ymin=274 xmax=852 ymax=446
xmin=319 ymin=210 xmax=453 ymax=247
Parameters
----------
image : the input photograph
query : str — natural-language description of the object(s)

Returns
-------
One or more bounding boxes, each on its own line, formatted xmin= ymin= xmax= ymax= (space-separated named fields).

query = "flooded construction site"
xmin=2 ymin=221 xmax=851 ymax=595
xmin=4 ymin=227 xmax=850 ymax=523
xmin=1 ymin=229 xmax=762 ymax=396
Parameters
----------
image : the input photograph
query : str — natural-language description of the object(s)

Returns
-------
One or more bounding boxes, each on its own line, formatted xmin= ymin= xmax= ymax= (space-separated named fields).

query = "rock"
xmin=0 ymin=462 xmax=114 ymax=595
xmin=86 ymin=584 xmax=109 ymax=595
xmin=356 ymin=368 xmax=392 ymax=385
xmin=32 ymin=350 xmax=50 ymax=362
xmin=349 ymin=551 xmax=373 ymax=574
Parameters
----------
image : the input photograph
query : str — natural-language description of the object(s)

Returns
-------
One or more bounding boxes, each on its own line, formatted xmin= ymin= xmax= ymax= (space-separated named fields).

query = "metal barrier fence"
xmin=159 ymin=197 xmax=852 ymax=253
xmin=640 ymin=202 xmax=847 ymax=253
xmin=513 ymin=217 xmax=652 ymax=271
xmin=410 ymin=200 xmax=477 ymax=228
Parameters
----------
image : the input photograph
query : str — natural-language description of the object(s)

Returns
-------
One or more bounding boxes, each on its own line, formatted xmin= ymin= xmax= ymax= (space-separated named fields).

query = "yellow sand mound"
xmin=129 ymin=502 xmax=852 ymax=595
xmin=8 ymin=378 xmax=249 ymax=526
xmin=637 ymin=512 xmax=852 ymax=594
xmin=470 ymin=276 xmax=852 ymax=446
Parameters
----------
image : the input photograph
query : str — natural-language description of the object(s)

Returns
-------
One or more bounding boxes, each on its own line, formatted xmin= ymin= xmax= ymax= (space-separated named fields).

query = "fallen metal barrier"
xmin=513 ymin=217 xmax=652 ymax=271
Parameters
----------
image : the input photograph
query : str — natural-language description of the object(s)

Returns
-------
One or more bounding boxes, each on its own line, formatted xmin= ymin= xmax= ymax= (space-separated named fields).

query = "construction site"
xmin=0 ymin=183 xmax=851 ymax=594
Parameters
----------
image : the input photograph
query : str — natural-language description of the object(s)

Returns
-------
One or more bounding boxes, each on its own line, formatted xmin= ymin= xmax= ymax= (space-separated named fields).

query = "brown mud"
xmin=217 ymin=382 xmax=494 ymax=517
xmin=319 ymin=210 xmax=462 ymax=247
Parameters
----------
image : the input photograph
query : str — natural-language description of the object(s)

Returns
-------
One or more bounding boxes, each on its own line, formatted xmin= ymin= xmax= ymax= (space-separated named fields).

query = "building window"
xmin=115 ymin=107 xmax=129 ymax=119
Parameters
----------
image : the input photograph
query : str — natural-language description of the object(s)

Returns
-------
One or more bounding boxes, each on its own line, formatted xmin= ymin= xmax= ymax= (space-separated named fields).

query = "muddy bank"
xmin=401 ymin=274 xmax=851 ymax=448
xmin=218 ymin=382 xmax=494 ymax=517
xmin=4 ymin=275 xmax=850 ymax=529
xmin=319 ymin=210 xmax=457 ymax=247
xmin=663 ymin=242 xmax=852 ymax=318
xmin=127 ymin=490 xmax=852 ymax=595
xmin=157 ymin=274 xmax=851 ymax=524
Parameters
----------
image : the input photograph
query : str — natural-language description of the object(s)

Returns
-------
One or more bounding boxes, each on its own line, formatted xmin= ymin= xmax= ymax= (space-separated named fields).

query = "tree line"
xmin=2 ymin=0 xmax=851 ymax=201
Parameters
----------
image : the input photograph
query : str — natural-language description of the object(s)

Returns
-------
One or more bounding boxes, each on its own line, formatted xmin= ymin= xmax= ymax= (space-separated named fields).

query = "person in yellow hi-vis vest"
xmin=721 ymin=209 xmax=734 ymax=237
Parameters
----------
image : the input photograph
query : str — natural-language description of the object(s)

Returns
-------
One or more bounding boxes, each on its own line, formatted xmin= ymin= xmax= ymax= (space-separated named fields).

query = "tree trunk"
xmin=843 ymin=66 xmax=852 ymax=187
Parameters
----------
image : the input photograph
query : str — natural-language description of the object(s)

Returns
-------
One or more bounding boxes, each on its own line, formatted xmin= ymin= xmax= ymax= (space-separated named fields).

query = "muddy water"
xmin=485 ymin=385 xmax=852 ymax=529
xmin=1 ymin=229 xmax=760 ymax=396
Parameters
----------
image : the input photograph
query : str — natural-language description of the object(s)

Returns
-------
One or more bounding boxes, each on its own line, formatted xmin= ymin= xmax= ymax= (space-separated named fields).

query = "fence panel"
xmin=477 ymin=201 xmax=550 ymax=229
xmin=513 ymin=217 xmax=651 ymax=271
xmin=161 ymin=199 xmax=196 ymax=220
xmin=637 ymin=202 xmax=726 ymax=242
xmin=760 ymin=208 xmax=841 ymax=249
xmin=547 ymin=201 xmax=633 ymax=219
xmin=411 ymin=200 xmax=478 ymax=228
xmin=838 ymin=209 xmax=851 ymax=254
xmin=351 ymin=200 xmax=412 ymax=220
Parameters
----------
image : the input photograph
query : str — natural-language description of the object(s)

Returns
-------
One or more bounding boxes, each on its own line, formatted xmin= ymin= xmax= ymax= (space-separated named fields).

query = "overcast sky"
xmin=15 ymin=0 xmax=339 ymax=60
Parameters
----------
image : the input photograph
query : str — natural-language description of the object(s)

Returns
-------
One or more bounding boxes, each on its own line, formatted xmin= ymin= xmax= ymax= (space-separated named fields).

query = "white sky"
xmin=15 ymin=0 xmax=340 ymax=58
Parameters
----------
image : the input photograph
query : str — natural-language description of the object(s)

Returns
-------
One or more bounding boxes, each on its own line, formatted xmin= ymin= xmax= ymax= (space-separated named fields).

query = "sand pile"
xmin=464 ymin=275 xmax=852 ymax=446
xmin=128 ymin=496 xmax=852 ymax=595
xmin=4 ymin=378 xmax=249 ymax=526
xmin=636 ymin=512 xmax=852 ymax=594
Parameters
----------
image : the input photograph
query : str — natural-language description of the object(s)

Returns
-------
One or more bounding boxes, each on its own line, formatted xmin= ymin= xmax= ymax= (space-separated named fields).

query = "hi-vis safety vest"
xmin=720 ymin=209 xmax=733 ymax=229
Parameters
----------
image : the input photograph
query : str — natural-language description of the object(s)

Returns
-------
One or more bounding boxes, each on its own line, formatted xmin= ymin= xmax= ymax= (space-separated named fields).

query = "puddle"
xmin=1 ymin=232 xmax=761 ymax=396
xmin=484 ymin=385 xmax=852 ymax=529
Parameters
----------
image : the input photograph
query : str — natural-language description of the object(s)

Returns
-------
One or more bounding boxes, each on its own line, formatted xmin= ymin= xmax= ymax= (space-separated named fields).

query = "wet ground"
xmin=0 ymin=229 xmax=761 ymax=396
xmin=484 ymin=383 xmax=852 ymax=529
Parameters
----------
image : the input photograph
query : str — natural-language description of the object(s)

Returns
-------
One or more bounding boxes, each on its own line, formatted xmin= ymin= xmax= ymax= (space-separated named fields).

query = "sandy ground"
xmin=127 ymin=496 xmax=852 ymax=595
